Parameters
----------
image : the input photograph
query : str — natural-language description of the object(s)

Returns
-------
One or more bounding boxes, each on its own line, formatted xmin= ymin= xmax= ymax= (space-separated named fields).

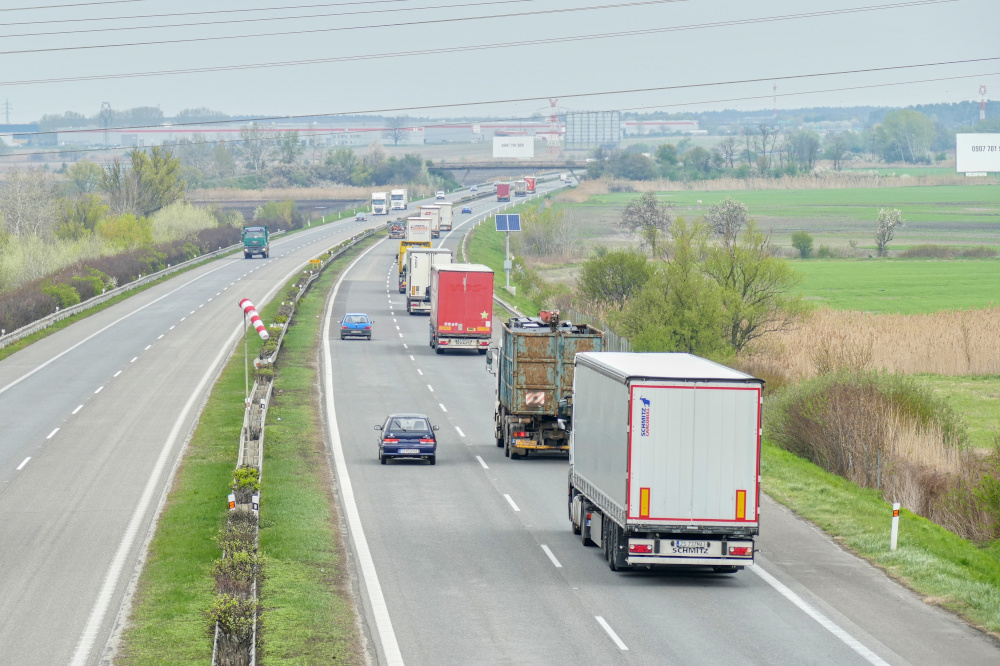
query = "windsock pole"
xmin=238 ymin=298 xmax=269 ymax=407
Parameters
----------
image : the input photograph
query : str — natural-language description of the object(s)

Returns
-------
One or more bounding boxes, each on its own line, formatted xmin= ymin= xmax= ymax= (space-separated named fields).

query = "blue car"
xmin=340 ymin=312 xmax=373 ymax=340
xmin=375 ymin=413 xmax=440 ymax=465
xmin=461 ymin=206 xmax=472 ymax=214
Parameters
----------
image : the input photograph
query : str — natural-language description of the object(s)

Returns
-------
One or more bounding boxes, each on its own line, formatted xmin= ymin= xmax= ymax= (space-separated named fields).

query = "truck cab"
xmin=242 ymin=226 xmax=269 ymax=259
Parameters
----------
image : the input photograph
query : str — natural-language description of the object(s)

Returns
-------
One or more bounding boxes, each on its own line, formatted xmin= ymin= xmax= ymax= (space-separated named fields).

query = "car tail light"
xmin=419 ymin=438 xmax=435 ymax=443
xmin=364 ymin=324 xmax=371 ymax=329
xmin=342 ymin=325 xmax=348 ymax=329
xmin=729 ymin=546 xmax=752 ymax=556
xmin=479 ymin=340 xmax=489 ymax=346
xmin=439 ymin=340 xmax=449 ymax=345
xmin=629 ymin=543 xmax=652 ymax=554
xmin=382 ymin=438 xmax=399 ymax=443
xmin=513 ymin=431 xmax=528 ymax=438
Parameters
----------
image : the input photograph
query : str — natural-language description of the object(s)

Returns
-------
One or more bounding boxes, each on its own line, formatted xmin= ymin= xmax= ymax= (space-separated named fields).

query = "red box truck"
xmin=496 ymin=183 xmax=511 ymax=202
xmin=429 ymin=264 xmax=494 ymax=354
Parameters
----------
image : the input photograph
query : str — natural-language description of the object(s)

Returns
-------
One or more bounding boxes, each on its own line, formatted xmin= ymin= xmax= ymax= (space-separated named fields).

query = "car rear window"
xmin=387 ymin=418 xmax=430 ymax=432
xmin=345 ymin=315 xmax=368 ymax=323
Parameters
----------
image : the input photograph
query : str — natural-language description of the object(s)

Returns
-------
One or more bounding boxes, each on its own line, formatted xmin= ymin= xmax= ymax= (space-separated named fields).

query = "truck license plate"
xmin=399 ymin=448 xmax=420 ymax=454
xmin=675 ymin=540 xmax=709 ymax=548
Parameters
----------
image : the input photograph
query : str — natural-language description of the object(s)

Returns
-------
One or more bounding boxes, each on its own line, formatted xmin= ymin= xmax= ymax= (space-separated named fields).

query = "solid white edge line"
xmin=475 ymin=455 xmax=488 ymax=469
xmin=455 ymin=426 xmax=465 ymax=438
xmin=47 ymin=428 xmax=59 ymax=439
xmin=503 ymin=494 xmax=520 ymax=512
xmin=596 ymin=616 xmax=628 ymax=651
xmin=321 ymin=238 xmax=404 ymax=666
xmin=0 ymin=261 xmax=232 ymax=396
xmin=16 ymin=456 xmax=31 ymax=470
xmin=751 ymin=566 xmax=889 ymax=666
xmin=540 ymin=545 xmax=563 ymax=568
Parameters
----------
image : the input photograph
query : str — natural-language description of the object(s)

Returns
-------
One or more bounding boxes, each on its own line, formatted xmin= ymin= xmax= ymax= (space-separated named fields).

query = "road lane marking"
xmin=504 ymin=494 xmax=520 ymax=512
xmin=320 ymin=237 xmax=404 ymax=666
xmin=47 ymin=428 xmax=59 ymax=439
xmin=395 ymin=326 xmax=399 ymax=330
xmin=426 ymin=384 xmax=434 ymax=392
xmin=541 ymin=545 xmax=563 ymax=568
xmin=180 ymin=317 xmax=186 ymax=322
xmin=751 ymin=567 xmax=889 ymax=666
xmin=476 ymin=455 xmax=488 ymax=469
xmin=455 ymin=426 xmax=465 ymax=437
xmin=114 ymin=370 xmax=122 ymax=377
xmin=72 ymin=405 xmax=83 ymax=415
xmin=596 ymin=616 xmax=628 ymax=651
xmin=157 ymin=335 xmax=164 ymax=340
xmin=403 ymin=343 xmax=408 ymax=349
xmin=417 ymin=369 xmax=423 ymax=376
xmin=169 ymin=325 xmax=175 ymax=330
xmin=16 ymin=457 xmax=31 ymax=471
xmin=144 ymin=345 xmax=151 ymax=350
xmin=130 ymin=357 xmax=138 ymax=363
xmin=94 ymin=386 xmax=103 ymax=394
xmin=398 ymin=333 xmax=403 ymax=338
xmin=439 ymin=403 xmax=447 ymax=412
xmin=409 ymin=355 xmax=415 ymax=361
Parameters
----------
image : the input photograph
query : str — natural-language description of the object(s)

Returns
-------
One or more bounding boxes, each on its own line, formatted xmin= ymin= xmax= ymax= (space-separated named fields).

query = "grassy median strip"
xmin=118 ymin=238 xmax=377 ymax=663
xmin=762 ymin=440 xmax=1000 ymax=636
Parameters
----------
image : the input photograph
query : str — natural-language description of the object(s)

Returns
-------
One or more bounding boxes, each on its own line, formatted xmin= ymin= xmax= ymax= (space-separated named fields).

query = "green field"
xmin=915 ymin=374 xmax=1000 ymax=450
xmin=559 ymin=185 xmax=1000 ymax=251
xmin=791 ymin=259 xmax=1000 ymax=314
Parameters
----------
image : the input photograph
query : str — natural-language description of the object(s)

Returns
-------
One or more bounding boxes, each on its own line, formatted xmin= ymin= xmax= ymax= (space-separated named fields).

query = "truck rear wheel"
xmin=608 ymin=523 xmax=629 ymax=572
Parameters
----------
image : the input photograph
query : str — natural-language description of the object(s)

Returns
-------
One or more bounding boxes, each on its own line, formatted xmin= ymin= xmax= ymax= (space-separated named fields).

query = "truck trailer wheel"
xmin=608 ymin=524 xmax=629 ymax=572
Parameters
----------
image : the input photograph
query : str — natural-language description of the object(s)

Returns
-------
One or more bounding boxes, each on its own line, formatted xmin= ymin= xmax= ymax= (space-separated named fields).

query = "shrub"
xmin=70 ymin=267 xmax=110 ymax=299
xmin=231 ymin=465 xmax=260 ymax=503
xmin=791 ymin=231 xmax=813 ymax=258
xmin=41 ymin=281 xmax=81 ymax=308
xmin=815 ymin=244 xmax=835 ymax=259
xmin=960 ymin=246 xmax=998 ymax=259
xmin=901 ymin=244 xmax=952 ymax=258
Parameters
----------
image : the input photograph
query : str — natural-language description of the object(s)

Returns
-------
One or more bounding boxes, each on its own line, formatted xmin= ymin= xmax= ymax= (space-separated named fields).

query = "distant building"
xmin=623 ymin=119 xmax=700 ymax=135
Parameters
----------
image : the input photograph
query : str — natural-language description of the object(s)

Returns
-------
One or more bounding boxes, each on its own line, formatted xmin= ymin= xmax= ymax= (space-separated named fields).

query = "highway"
xmin=321 ymin=184 xmax=1000 ymax=665
xmin=0 ymin=202 xmax=409 ymax=664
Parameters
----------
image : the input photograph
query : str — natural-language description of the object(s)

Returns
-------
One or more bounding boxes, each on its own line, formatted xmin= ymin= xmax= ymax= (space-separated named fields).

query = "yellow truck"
xmin=397 ymin=240 xmax=432 ymax=293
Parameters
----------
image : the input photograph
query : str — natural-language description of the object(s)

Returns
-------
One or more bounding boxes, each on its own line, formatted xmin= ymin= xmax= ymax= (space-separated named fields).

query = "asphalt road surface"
xmin=321 ymin=186 xmax=1000 ymax=665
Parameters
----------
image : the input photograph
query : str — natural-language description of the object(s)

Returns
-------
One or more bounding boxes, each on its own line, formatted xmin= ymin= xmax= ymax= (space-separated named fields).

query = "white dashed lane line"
xmin=426 ymin=384 xmax=434 ymax=392
xmin=46 ymin=428 xmax=59 ymax=439
xmin=72 ymin=405 xmax=83 ymax=415
xmin=114 ymin=370 xmax=122 ymax=377
xmin=144 ymin=345 xmax=151 ymax=351
xmin=130 ymin=357 xmax=138 ymax=363
xmin=475 ymin=455 xmax=488 ymax=469
xmin=503 ymin=494 xmax=520 ymax=512
xmin=596 ymin=617 xmax=628 ymax=651
xmin=455 ymin=426 xmax=465 ymax=438
xmin=16 ymin=457 xmax=31 ymax=471
xmin=94 ymin=386 xmax=103 ymax=394
xmin=157 ymin=335 xmax=163 ymax=340
xmin=439 ymin=403 xmax=447 ymax=412
xmin=541 ymin=545 xmax=563 ymax=568
xmin=417 ymin=369 xmax=423 ymax=376
xmin=409 ymin=355 xmax=415 ymax=361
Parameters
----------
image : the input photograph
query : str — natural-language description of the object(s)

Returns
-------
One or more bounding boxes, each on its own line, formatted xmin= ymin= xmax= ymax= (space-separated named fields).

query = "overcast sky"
xmin=1 ymin=0 xmax=996 ymax=124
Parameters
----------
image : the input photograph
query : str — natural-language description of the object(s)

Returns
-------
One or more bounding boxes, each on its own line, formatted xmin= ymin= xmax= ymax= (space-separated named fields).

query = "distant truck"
xmin=435 ymin=201 xmax=454 ymax=232
xmin=387 ymin=220 xmax=406 ymax=239
xmin=496 ymin=183 xmax=511 ymax=202
xmin=429 ymin=264 xmax=494 ymax=354
xmin=406 ymin=247 xmax=452 ymax=315
xmin=419 ymin=205 xmax=441 ymax=239
xmin=242 ymin=225 xmax=269 ymax=259
xmin=568 ymin=352 xmax=762 ymax=573
xmin=406 ymin=216 xmax=431 ymax=242
xmin=514 ymin=180 xmax=527 ymax=197
xmin=372 ymin=192 xmax=389 ymax=215
xmin=560 ymin=173 xmax=571 ymax=182
xmin=390 ymin=188 xmax=408 ymax=211
xmin=397 ymin=239 xmax=432 ymax=293
xmin=488 ymin=313 xmax=602 ymax=459
xmin=524 ymin=177 xmax=536 ymax=194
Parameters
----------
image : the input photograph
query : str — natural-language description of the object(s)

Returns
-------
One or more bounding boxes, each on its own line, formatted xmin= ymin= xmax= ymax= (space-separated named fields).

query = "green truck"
xmin=242 ymin=226 xmax=269 ymax=259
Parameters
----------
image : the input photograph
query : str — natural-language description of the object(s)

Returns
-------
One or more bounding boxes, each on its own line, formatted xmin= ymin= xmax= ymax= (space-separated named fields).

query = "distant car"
xmin=461 ymin=206 xmax=472 ymax=214
xmin=340 ymin=313 xmax=373 ymax=340
xmin=436 ymin=191 xmax=446 ymax=200
xmin=356 ymin=212 xmax=367 ymax=221
xmin=375 ymin=413 xmax=440 ymax=465
xmin=470 ymin=185 xmax=478 ymax=192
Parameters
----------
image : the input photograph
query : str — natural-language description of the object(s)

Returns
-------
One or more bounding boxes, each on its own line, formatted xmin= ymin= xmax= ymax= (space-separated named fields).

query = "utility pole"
xmin=3 ymin=99 xmax=10 ymax=125
xmin=100 ymin=102 xmax=113 ymax=147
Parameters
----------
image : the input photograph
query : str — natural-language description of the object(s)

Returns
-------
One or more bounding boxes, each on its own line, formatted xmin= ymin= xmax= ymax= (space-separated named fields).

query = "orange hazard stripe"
xmin=736 ymin=490 xmax=746 ymax=520
xmin=639 ymin=487 xmax=650 ymax=518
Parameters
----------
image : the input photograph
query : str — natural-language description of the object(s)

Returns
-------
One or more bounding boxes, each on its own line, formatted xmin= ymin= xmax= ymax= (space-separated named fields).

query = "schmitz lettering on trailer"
xmin=639 ymin=397 xmax=651 ymax=437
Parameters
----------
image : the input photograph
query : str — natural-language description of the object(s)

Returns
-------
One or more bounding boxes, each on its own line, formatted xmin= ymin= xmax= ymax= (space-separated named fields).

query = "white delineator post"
xmin=890 ymin=502 xmax=901 ymax=551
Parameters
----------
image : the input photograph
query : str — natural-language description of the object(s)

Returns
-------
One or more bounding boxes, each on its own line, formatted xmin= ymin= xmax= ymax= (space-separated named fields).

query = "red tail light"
xmin=629 ymin=543 xmax=652 ymax=554
xmin=382 ymin=438 xmax=399 ymax=443
xmin=364 ymin=324 xmax=371 ymax=329
xmin=479 ymin=340 xmax=489 ymax=346
xmin=439 ymin=340 xmax=449 ymax=345
xmin=342 ymin=325 xmax=348 ymax=329
xmin=728 ymin=546 xmax=752 ymax=556
xmin=419 ymin=438 xmax=435 ymax=443
xmin=513 ymin=431 xmax=528 ymax=438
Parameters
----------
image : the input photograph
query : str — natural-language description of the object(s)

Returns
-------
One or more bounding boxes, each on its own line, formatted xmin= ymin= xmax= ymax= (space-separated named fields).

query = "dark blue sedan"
xmin=375 ymin=413 xmax=440 ymax=465
xmin=461 ymin=206 xmax=472 ymax=214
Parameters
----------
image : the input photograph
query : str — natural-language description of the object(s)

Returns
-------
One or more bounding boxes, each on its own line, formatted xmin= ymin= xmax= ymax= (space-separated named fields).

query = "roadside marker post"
xmin=890 ymin=502 xmax=901 ymax=550
xmin=228 ymin=493 xmax=236 ymax=510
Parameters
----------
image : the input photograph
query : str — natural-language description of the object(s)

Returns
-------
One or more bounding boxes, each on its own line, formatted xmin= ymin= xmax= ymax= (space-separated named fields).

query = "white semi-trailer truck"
xmin=391 ymin=188 xmax=408 ymax=210
xmin=568 ymin=352 xmax=762 ymax=573
xmin=406 ymin=247 xmax=452 ymax=314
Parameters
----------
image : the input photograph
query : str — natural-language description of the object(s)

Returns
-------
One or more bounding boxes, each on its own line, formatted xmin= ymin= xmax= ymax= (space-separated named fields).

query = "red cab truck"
xmin=496 ymin=183 xmax=511 ymax=202
xmin=429 ymin=264 xmax=494 ymax=354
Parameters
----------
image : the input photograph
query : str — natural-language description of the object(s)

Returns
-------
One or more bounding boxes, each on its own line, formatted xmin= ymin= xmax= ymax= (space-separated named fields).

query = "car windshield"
xmin=386 ymin=417 xmax=430 ymax=433
xmin=345 ymin=315 xmax=368 ymax=324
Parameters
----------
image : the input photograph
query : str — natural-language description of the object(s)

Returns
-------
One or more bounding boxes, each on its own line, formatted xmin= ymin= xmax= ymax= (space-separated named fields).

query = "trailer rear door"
xmin=627 ymin=381 xmax=761 ymax=526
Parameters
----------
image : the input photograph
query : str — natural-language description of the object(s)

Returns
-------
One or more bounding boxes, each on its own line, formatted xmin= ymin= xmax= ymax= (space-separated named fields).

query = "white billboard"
xmin=956 ymin=133 xmax=1000 ymax=173
xmin=493 ymin=136 xmax=534 ymax=159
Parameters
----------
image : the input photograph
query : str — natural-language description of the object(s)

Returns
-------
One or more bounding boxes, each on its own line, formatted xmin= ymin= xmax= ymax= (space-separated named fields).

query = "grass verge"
xmin=465 ymin=206 xmax=545 ymax=316
xmin=118 ymin=237 xmax=376 ymax=664
xmin=762 ymin=440 xmax=1000 ymax=636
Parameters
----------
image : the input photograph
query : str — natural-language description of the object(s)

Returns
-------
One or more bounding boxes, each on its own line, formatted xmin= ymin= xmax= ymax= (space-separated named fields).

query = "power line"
xmin=3 ymin=0 xmax=421 ymax=27
xmin=1 ymin=0 xmax=152 ymax=12
xmin=17 ymin=57 xmax=1000 ymax=140
xmin=0 ymin=0 xmax=536 ymax=38
xmin=0 ymin=0 xmax=950 ymax=56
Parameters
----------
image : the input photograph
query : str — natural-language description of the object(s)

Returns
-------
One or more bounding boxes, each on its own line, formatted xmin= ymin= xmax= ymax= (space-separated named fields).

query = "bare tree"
xmin=240 ymin=123 xmax=272 ymax=173
xmin=705 ymin=196 xmax=750 ymax=248
xmin=716 ymin=135 xmax=738 ymax=169
xmin=754 ymin=124 xmax=779 ymax=174
xmin=619 ymin=191 xmax=673 ymax=258
xmin=382 ymin=116 xmax=409 ymax=146
xmin=828 ymin=131 xmax=850 ymax=171
xmin=362 ymin=139 xmax=388 ymax=171
xmin=874 ymin=208 xmax=904 ymax=257
xmin=0 ymin=168 xmax=55 ymax=236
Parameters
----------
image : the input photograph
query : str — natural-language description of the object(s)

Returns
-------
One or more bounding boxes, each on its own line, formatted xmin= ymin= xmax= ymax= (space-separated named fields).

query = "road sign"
xmin=495 ymin=214 xmax=521 ymax=232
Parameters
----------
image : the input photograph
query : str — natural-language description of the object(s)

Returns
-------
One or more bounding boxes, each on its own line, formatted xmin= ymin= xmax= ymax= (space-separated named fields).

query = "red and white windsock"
xmin=238 ymin=298 xmax=270 ymax=340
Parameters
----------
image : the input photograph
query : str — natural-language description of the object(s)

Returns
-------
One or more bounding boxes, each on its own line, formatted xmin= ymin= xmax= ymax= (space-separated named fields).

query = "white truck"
xmin=391 ymin=188 xmax=408 ymax=210
xmin=406 ymin=247 xmax=452 ymax=314
xmin=435 ymin=201 xmax=454 ymax=232
xmin=372 ymin=192 xmax=389 ymax=215
xmin=568 ymin=352 xmax=762 ymax=573
xmin=419 ymin=204 xmax=441 ymax=239
xmin=405 ymin=216 xmax=431 ymax=242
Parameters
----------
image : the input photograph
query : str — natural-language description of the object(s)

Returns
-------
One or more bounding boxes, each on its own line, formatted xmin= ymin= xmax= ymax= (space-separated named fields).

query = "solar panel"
xmin=495 ymin=214 xmax=508 ymax=232
xmin=495 ymin=213 xmax=521 ymax=232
